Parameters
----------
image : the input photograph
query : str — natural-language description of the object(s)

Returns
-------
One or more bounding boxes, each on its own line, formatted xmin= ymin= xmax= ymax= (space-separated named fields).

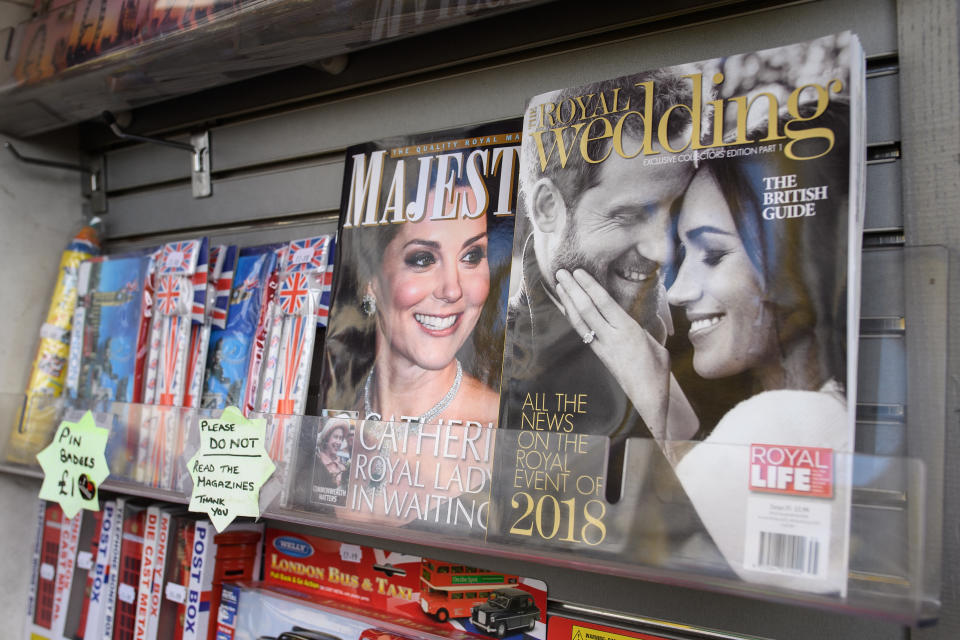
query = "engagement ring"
xmin=582 ymin=330 xmax=596 ymax=344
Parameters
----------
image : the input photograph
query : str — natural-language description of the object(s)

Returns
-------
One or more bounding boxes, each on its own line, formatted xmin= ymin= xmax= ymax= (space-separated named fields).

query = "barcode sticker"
xmin=743 ymin=495 xmax=830 ymax=579
xmin=756 ymin=531 xmax=821 ymax=574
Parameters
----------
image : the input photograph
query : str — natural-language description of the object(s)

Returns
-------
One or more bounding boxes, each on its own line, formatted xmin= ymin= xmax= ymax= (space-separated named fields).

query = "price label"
xmin=40 ymin=563 xmax=55 ymax=581
xmin=187 ymin=406 xmax=275 ymax=532
xmin=339 ymin=544 xmax=363 ymax=564
xmin=165 ymin=582 xmax=187 ymax=604
xmin=118 ymin=583 xmax=136 ymax=604
xmin=36 ymin=411 xmax=110 ymax=518
xmin=77 ymin=551 xmax=94 ymax=570
xmin=166 ymin=250 xmax=185 ymax=269
xmin=292 ymin=247 xmax=315 ymax=265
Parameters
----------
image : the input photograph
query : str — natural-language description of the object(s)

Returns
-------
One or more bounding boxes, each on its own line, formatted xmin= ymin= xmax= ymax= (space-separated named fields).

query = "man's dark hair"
xmin=521 ymin=69 xmax=698 ymax=216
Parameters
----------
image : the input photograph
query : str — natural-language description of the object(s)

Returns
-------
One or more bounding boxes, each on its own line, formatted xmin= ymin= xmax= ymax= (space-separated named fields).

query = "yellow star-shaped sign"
xmin=187 ymin=406 xmax=276 ymax=532
xmin=36 ymin=411 xmax=110 ymax=518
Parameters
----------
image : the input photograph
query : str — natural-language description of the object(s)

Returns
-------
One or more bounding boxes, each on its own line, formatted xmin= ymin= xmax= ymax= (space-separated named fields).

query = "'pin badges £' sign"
xmin=36 ymin=411 xmax=110 ymax=518
xmin=187 ymin=406 xmax=275 ymax=532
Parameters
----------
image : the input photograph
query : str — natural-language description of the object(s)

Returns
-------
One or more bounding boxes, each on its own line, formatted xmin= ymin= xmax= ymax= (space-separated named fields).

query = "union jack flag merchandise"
xmin=159 ymin=240 xmax=199 ymax=276
xmin=190 ymin=240 xmax=210 ymax=325
xmin=156 ymin=276 xmax=183 ymax=316
xmin=143 ymin=238 xmax=209 ymax=411
xmin=316 ymin=237 xmax=336 ymax=328
xmin=278 ymin=272 xmax=310 ymax=315
xmin=212 ymin=246 xmax=238 ymax=330
xmin=255 ymin=236 xmax=332 ymax=419
xmin=201 ymin=244 xmax=282 ymax=411
xmin=281 ymin=236 xmax=330 ymax=274
xmin=183 ymin=244 xmax=238 ymax=411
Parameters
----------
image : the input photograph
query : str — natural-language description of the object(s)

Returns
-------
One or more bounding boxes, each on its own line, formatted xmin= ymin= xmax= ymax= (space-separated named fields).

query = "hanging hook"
xmin=102 ymin=111 xmax=211 ymax=198
xmin=102 ymin=111 xmax=195 ymax=152
xmin=5 ymin=141 xmax=88 ymax=173
xmin=5 ymin=141 xmax=102 ymax=194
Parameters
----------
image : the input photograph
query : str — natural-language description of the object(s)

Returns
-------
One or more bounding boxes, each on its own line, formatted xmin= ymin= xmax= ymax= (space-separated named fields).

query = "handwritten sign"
xmin=187 ymin=406 xmax=275 ymax=531
xmin=36 ymin=411 xmax=110 ymax=518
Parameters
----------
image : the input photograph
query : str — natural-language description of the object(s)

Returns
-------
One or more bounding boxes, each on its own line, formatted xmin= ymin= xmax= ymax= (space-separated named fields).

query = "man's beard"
xmin=549 ymin=228 xmax=664 ymax=337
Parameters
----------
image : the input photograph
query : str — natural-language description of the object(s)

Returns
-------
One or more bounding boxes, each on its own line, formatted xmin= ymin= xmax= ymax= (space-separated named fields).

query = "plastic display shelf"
xmin=0 ymin=392 xmax=938 ymax=623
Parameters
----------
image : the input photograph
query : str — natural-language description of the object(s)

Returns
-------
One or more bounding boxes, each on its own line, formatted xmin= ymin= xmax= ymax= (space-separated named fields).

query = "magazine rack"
xmin=0 ymin=393 xmax=936 ymax=623
xmin=0 ymin=241 xmax=947 ymax=625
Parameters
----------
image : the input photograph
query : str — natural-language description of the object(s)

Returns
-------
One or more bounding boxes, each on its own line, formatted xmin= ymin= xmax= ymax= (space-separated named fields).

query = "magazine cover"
xmin=491 ymin=33 xmax=864 ymax=595
xmin=66 ymin=0 xmax=150 ymax=65
xmin=13 ymin=2 xmax=74 ymax=85
xmin=304 ymin=120 xmax=522 ymax=533
xmin=66 ymin=250 xmax=153 ymax=409
xmin=201 ymin=244 xmax=281 ymax=410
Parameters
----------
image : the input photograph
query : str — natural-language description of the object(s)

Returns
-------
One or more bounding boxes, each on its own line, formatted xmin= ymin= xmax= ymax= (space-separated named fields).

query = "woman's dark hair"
xmin=695 ymin=99 xmax=851 ymax=389
xmin=322 ymin=149 xmax=515 ymax=411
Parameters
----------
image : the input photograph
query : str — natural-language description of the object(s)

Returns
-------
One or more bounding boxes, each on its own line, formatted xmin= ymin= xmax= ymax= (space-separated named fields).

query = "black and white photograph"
xmin=495 ymin=32 xmax=863 ymax=593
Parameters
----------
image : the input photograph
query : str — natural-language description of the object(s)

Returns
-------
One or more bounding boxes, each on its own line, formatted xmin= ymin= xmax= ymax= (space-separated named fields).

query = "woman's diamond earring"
xmin=361 ymin=293 xmax=377 ymax=316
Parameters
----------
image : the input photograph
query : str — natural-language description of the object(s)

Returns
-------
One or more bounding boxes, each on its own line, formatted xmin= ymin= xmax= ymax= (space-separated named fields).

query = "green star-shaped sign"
xmin=36 ymin=411 xmax=110 ymax=518
xmin=187 ymin=406 xmax=276 ymax=532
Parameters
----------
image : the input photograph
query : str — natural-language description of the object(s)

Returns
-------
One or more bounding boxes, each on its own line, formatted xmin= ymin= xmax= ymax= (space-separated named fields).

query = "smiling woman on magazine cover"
xmin=333 ymin=184 xmax=501 ymax=427
xmin=555 ymin=102 xmax=853 ymax=590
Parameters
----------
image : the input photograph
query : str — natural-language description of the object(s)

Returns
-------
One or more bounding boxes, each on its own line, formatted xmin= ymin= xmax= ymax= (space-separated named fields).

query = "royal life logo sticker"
xmin=749 ymin=444 xmax=833 ymax=498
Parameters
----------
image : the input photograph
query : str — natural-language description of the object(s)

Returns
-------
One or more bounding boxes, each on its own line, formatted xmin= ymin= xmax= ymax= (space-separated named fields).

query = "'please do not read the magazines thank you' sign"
xmin=188 ymin=406 xmax=275 ymax=531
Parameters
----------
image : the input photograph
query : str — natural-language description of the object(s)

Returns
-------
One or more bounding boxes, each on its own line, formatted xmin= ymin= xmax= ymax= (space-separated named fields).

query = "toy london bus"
xmin=419 ymin=559 xmax=519 ymax=623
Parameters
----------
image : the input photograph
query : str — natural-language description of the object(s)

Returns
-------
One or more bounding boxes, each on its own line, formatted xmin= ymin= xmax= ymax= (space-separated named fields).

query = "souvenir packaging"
xmin=262 ymin=528 xmax=547 ymax=639
xmin=101 ymin=497 xmax=129 ymax=640
xmin=202 ymin=244 xmax=281 ymax=411
xmin=139 ymin=238 xmax=209 ymax=488
xmin=143 ymin=238 xmax=209 ymax=408
xmin=184 ymin=245 xmax=237 ymax=409
xmin=66 ymin=250 xmax=153 ymax=409
xmin=51 ymin=509 xmax=102 ymax=640
xmin=74 ymin=509 xmax=104 ymax=636
xmin=133 ymin=504 xmax=162 ymax=640
xmin=144 ymin=506 xmax=179 ymax=640
xmin=114 ymin=502 xmax=147 ymax=640
xmin=9 ymin=219 xmax=101 ymax=464
xmin=84 ymin=500 xmax=119 ymax=640
xmin=160 ymin=515 xmax=197 ymax=640
xmin=24 ymin=502 xmax=62 ymax=640
xmin=182 ymin=520 xmax=264 ymax=640
xmin=255 ymin=237 xmax=333 ymax=505
xmin=242 ymin=245 xmax=282 ymax=416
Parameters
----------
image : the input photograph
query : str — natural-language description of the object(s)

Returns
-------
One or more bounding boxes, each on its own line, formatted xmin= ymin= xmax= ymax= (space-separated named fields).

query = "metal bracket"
xmin=81 ymin=154 xmax=107 ymax=214
xmin=190 ymin=131 xmax=211 ymax=198
xmin=4 ymin=141 xmax=107 ymax=214
xmin=102 ymin=111 xmax=212 ymax=199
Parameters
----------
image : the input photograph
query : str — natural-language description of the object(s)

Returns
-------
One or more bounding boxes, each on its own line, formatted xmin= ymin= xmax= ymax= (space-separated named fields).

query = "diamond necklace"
xmin=364 ymin=359 xmax=462 ymax=424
